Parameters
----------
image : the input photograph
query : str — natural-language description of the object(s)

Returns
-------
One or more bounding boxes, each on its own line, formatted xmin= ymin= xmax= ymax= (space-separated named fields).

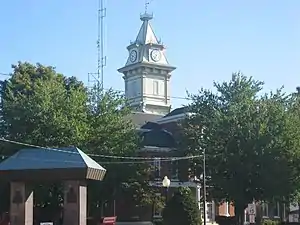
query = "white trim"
xmin=156 ymin=112 xmax=194 ymax=124
xmin=274 ymin=202 xmax=280 ymax=218
xmin=196 ymin=185 xmax=201 ymax=210
xmin=225 ymin=202 xmax=230 ymax=217
xmin=212 ymin=201 xmax=216 ymax=222
xmin=244 ymin=209 xmax=249 ymax=224
xmin=262 ymin=202 xmax=269 ymax=218
xmin=283 ymin=203 xmax=286 ymax=222
xmin=139 ymin=146 xmax=174 ymax=152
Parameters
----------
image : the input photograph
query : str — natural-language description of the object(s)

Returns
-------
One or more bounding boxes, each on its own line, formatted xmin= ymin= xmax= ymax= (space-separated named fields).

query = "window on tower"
xmin=132 ymin=80 xmax=137 ymax=96
xmin=153 ymin=81 xmax=159 ymax=95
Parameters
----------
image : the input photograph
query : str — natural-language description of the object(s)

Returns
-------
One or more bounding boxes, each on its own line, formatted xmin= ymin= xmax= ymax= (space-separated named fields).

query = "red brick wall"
xmin=217 ymin=202 xmax=235 ymax=217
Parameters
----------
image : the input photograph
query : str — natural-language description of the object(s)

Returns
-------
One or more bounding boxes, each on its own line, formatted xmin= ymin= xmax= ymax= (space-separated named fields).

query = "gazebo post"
xmin=10 ymin=181 xmax=34 ymax=225
xmin=63 ymin=180 xmax=87 ymax=225
xmin=0 ymin=147 xmax=106 ymax=225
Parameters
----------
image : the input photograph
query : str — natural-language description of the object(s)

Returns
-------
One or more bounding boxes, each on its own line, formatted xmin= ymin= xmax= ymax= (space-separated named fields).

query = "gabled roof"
xmin=141 ymin=128 xmax=176 ymax=148
xmin=0 ymin=147 xmax=106 ymax=181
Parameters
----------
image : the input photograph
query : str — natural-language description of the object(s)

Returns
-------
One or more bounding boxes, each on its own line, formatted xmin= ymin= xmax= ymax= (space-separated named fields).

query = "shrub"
xmin=262 ymin=219 xmax=281 ymax=225
xmin=163 ymin=187 xmax=201 ymax=225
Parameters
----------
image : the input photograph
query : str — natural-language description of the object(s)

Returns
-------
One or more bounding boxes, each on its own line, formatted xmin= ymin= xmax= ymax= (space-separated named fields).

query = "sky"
xmin=0 ymin=0 xmax=299 ymax=108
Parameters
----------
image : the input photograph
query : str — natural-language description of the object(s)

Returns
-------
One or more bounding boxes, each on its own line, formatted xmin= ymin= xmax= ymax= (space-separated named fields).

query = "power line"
xmin=0 ymin=73 xmax=10 ymax=76
xmin=0 ymin=138 xmax=201 ymax=161
xmin=0 ymin=71 xmax=191 ymax=100
xmin=0 ymin=154 xmax=192 ymax=165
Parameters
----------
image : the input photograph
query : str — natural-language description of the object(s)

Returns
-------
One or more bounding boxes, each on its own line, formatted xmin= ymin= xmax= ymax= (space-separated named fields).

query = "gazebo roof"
xmin=0 ymin=147 xmax=106 ymax=181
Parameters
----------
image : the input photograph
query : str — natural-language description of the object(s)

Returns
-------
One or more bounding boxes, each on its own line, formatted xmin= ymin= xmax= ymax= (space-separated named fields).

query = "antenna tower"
xmin=88 ymin=0 xmax=106 ymax=95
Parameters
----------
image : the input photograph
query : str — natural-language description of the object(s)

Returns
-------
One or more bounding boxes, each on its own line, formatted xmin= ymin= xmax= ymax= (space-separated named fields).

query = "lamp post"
xmin=162 ymin=176 xmax=171 ymax=204
xmin=203 ymin=147 xmax=207 ymax=225
xmin=198 ymin=127 xmax=207 ymax=225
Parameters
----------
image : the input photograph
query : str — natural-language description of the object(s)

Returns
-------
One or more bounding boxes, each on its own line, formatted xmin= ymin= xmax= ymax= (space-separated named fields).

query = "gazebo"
xmin=0 ymin=147 xmax=106 ymax=225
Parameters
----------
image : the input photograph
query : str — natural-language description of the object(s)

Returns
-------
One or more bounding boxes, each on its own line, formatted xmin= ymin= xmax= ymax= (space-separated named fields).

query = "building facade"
xmin=116 ymin=8 xmax=289 ymax=225
xmin=116 ymin=9 xmax=236 ymax=225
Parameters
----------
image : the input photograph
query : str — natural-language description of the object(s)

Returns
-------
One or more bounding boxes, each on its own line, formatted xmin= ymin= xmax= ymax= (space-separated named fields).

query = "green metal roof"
xmin=0 ymin=147 xmax=106 ymax=181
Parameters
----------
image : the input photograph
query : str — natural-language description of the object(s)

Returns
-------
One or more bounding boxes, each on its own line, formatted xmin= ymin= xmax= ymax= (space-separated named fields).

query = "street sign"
xmin=248 ymin=203 xmax=256 ymax=215
xmin=249 ymin=215 xmax=255 ymax=223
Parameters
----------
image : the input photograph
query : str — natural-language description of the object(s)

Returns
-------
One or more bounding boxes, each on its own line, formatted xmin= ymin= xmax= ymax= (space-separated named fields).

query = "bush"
xmin=163 ymin=187 xmax=201 ymax=225
xmin=262 ymin=219 xmax=281 ymax=225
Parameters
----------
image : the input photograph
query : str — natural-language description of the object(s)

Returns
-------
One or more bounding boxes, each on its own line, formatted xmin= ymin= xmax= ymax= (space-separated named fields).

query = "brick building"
xmin=137 ymin=108 xmax=235 ymax=223
xmin=115 ymin=7 xmax=288 ymax=225
xmin=115 ymin=7 xmax=235 ymax=224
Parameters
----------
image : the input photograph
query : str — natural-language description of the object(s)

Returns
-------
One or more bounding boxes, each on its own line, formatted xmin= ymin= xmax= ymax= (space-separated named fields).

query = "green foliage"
xmin=262 ymin=219 xmax=281 ymax=225
xmin=181 ymin=72 xmax=300 ymax=219
xmin=163 ymin=187 xmax=201 ymax=225
xmin=0 ymin=61 xmax=88 ymax=147
xmin=0 ymin=62 xmax=89 ymax=208
xmin=0 ymin=61 xmax=159 ymax=213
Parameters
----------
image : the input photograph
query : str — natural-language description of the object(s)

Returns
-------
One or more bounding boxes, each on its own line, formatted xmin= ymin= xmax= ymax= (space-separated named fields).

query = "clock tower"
xmin=118 ymin=12 xmax=176 ymax=115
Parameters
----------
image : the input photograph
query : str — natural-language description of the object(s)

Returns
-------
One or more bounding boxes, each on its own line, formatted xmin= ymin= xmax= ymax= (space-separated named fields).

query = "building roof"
xmin=118 ymin=13 xmax=175 ymax=71
xmin=140 ymin=121 xmax=161 ymax=130
xmin=163 ymin=106 xmax=188 ymax=118
xmin=141 ymin=127 xmax=176 ymax=148
xmin=137 ymin=106 xmax=191 ymax=150
xmin=136 ymin=13 xmax=159 ymax=45
xmin=0 ymin=147 xmax=106 ymax=181
xmin=130 ymin=112 xmax=162 ymax=127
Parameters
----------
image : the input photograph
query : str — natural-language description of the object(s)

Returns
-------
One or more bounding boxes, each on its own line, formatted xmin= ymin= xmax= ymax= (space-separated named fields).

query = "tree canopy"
xmin=0 ymin=61 xmax=160 ymax=215
xmin=182 ymin=72 xmax=300 ymax=222
xmin=163 ymin=187 xmax=201 ymax=225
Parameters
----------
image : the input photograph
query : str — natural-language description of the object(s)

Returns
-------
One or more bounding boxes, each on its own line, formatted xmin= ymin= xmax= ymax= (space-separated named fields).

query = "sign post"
xmin=248 ymin=203 xmax=256 ymax=224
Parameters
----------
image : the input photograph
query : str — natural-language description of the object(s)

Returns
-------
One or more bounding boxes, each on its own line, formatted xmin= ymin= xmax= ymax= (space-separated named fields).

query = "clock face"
xmin=129 ymin=50 xmax=137 ymax=62
xmin=151 ymin=49 xmax=161 ymax=62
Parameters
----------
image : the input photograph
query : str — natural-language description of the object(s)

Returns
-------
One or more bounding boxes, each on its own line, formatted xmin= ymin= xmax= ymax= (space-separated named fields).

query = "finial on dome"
xmin=140 ymin=0 xmax=153 ymax=21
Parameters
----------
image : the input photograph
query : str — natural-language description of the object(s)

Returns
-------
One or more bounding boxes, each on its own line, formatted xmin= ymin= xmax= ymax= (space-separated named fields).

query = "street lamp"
xmin=162 ymin=176 xmax=171 ymax=204
xmin=197 ymin=127 xmax=207 ymax=225
xmin=203 ymin=146 xmax=207 ymax=225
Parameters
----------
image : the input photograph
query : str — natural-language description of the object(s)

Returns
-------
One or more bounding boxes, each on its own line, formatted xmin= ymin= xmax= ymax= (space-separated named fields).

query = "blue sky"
xmin=0 ymin=0 xmax=299 ymax=108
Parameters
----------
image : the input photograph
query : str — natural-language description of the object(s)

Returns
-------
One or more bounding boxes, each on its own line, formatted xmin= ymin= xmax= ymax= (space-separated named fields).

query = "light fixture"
xmin=162 ymin=176 xmax=170 ymax=188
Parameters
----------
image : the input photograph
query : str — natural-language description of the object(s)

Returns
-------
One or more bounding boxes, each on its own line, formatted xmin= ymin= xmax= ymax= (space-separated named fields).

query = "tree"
xmin=0 ymin=61 xmax=89 ymax=209
xmin=182 ymin=72 xmax=300 ymax=224
xmin=0 ymin=61 xmax=162 ymax=216
xmin=85 ymin=88 xmax=162 ymax=215
xmin=163 ymin=187 xmax=201 ymax=225
xmin=0 ymin=61 xmax=89 ymax=148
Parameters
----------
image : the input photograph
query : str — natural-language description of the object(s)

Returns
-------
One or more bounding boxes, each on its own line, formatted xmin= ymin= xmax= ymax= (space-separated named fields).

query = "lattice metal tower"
xmin=88 ymin=0 xmax=106 ymax=94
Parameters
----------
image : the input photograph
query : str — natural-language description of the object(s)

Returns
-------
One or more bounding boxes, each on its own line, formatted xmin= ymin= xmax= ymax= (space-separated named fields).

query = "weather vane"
xmin=144 ymin=0 xmax=153 ymax=13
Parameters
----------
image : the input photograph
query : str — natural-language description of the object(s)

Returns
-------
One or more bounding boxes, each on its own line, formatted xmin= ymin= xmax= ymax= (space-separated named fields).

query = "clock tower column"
xmin=118 ymin=12 xmax=176 ymax=115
